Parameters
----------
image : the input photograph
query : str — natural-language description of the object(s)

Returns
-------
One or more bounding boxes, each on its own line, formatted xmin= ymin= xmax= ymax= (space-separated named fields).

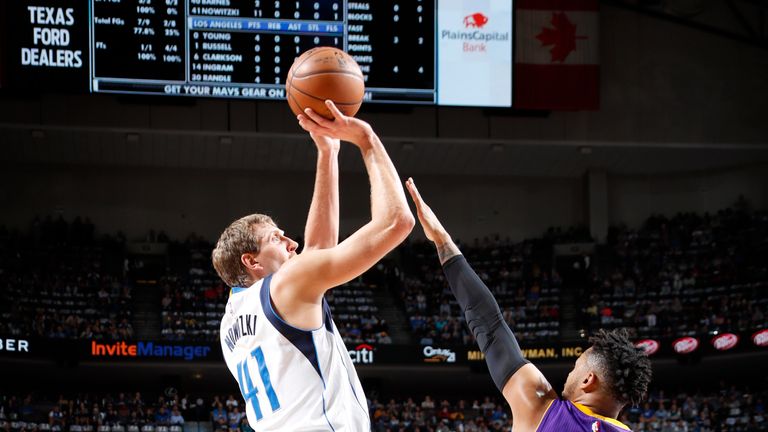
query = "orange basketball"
xmin=286 ymin=47 xmax=365 ymax=120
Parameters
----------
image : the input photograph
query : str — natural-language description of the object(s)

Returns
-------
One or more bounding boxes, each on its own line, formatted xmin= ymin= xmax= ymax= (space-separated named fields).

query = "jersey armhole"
xmin=532 ymin=398 xmax=557 ymax=431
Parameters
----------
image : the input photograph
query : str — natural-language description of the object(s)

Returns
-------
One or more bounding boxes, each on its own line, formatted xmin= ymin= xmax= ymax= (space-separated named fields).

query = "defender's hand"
xmin=405 ymin=177 xmax=452 ymax=246
xmin=297 ymin=100 xmax=374 ymax=149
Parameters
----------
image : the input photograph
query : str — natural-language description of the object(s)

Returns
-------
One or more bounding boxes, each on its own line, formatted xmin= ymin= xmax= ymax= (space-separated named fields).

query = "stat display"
xmin=94 ymin=0 xmax=434 ymax=102
xmin=2 ymin=0 xmax=513 ymax=107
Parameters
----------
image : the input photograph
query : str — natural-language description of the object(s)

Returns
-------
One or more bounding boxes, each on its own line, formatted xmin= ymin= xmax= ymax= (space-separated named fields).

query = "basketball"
xmin=286 ymin=47 xmax=365 ymax=120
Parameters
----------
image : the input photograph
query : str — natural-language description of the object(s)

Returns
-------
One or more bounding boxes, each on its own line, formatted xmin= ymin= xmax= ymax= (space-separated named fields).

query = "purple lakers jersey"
xmin=537 ymin=399 xmax=631 ymax=432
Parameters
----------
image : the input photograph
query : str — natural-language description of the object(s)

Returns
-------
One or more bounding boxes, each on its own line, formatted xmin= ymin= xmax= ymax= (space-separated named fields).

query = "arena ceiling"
xmin=1 ymin=124 xmax=767 ymax=177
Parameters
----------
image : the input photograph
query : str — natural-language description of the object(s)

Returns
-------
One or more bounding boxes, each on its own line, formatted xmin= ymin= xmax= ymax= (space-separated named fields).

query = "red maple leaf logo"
xmin=535 ymin=12 xmax=587 ymax=62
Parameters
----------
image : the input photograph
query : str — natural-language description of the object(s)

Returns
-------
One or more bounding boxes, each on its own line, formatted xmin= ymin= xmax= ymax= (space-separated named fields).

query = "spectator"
xmin=48 ymin=405 xmax=65 ymax=430
xmin=228 ymin=407 xmax=243 ymax=430
xmin=239 ymin=416 xmax=254 ymax=432
xmin=169 ymin=406 xmax=184 ymax=426
xmin=210 ymin=403 xmax=227 ymax=431
xmin=224 ymin=395 xmax=238 ymax=410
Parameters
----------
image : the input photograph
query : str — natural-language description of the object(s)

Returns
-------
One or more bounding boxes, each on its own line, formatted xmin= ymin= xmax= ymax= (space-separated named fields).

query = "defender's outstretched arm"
xmin=405 ymin=178 xmax=556 ymax=430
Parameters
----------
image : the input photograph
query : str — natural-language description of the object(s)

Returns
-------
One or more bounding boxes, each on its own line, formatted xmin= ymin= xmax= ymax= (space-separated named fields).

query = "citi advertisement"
xmin=437 ymin=0 xmax=513 ymax=107
xmin=348 ymin=344 xmax=376 ymax=364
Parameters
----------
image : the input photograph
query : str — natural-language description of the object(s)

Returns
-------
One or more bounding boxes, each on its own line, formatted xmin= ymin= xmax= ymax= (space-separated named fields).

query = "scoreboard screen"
xmin=2 ymin=0 xmax=513 ymax=107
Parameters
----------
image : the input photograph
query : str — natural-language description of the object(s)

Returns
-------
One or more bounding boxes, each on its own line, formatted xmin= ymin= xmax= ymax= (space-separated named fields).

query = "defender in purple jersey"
xmin=406 ymin=178 xmax=652 ymax=432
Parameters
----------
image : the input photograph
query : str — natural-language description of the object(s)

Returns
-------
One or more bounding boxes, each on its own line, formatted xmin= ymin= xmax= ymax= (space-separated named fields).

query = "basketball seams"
xmin=287 ymin=90 xmax=302 ymax=114
xmin=289 ymin=48 xmax=362 ymax=79
xmin=290 ymin=48 xmax=362 ymax=79
xmin=289 ymin=71 xmax=365 ymax=92
xmin=288 ymin=47 xmax=323 ymax=79
xmin=292 ymin=68 xmax=363 ymax=80
xmin=288 ymin=83 xmax=363 ymax=106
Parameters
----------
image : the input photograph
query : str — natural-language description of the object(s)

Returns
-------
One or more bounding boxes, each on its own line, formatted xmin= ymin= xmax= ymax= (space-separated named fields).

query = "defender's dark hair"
xmin=588 ymin=328 xmax=652 ymax=406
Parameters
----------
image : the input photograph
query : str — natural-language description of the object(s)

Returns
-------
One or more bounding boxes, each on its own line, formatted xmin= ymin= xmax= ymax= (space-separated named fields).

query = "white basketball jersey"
xmin=220 ymin=274 xmax=370 ymax=431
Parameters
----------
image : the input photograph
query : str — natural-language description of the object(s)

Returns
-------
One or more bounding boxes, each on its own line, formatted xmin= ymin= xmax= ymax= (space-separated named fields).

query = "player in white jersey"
xmin=213 ymin=100 xmax=414 ymax=431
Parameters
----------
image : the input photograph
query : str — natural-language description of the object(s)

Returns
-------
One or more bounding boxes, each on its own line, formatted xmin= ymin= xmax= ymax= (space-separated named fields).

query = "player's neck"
xmin=571 ymin=395 xmax=622 ymax=419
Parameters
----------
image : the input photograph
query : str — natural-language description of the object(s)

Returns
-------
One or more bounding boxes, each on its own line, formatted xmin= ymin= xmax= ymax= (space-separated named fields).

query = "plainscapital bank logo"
xmin=443 ymin=11 xmax=509 ymax=53
xmin=463 ymin=12 xmax=488 ymax=29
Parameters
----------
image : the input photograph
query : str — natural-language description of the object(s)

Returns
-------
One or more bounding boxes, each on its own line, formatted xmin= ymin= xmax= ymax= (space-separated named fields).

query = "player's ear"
xmin=241 ymin=253 xmax=263 ymax=272
xmin=580 ymin=372 xmax=599 ymax=393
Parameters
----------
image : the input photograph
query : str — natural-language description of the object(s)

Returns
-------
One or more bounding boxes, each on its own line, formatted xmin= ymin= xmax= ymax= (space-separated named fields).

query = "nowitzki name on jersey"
xmin=223 ymin=314 xmax=258 ymax=351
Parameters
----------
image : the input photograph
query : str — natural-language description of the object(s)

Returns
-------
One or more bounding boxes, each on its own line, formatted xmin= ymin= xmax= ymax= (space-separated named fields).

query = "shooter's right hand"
xmin=297 ymin=100 xmax=375 ymax=150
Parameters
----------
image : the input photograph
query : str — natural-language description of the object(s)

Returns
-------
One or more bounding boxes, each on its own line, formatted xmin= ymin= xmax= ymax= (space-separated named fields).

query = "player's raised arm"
xmin=405 ymin=177 xmax=557 ymax=431
xmin=270 ymin=101 xmax=414 ymax=326
xmin=302 ymin=132 xmax=340 ymax=251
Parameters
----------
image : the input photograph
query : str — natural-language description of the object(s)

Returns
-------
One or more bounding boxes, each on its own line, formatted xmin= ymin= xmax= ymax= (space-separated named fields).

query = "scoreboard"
xmin=2 ymin=0 xmax=513 ymax=107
